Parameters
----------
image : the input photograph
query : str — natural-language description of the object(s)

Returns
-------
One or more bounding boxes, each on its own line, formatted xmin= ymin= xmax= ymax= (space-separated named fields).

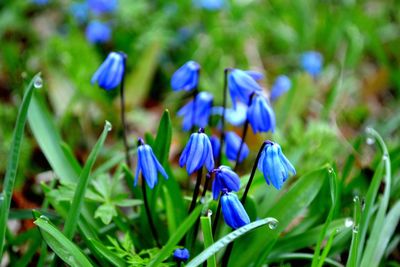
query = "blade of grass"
xmin=63 ymin=121 xmax=112 ymax=239
xmin=267 ymin=253 xmax=344 ymax=267
xmin=360 ymin=128 xmax=391 ymax=267
xmin=346 ymin=195 xmax=362 ymax=267
xmin=87 ymin=238 xmax=126 ymax=267
xmin=0 ymin=73 xmax=40 ymax=257
xmin=148 ymin=205 xmax=203 ymax=267
xmin=187 ymin=217 xmax=279 ymax=267
xmin=34 ymin=215 xmax=94 ymax=267
xmin=200 ymin=215 xmax=216 ymax=267
xmin=312 ymin=168 xmax=339 ymax=267
xmin=318 ymin=228 xmax=338 ymax=267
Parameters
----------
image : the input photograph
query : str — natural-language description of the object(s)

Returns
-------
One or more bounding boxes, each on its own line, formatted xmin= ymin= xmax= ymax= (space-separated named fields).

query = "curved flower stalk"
xmin=228 ymin=69 xmax=262 ymax=108
xmin=221 ymin=191 xmax=250 ymax=229
xmin=247 ymin=93 xmax=276 ymax=133
xmin=270 ymin=75 xmax=292 ymax=101
xmin=134 ymin=138 xmax=168 ymax=189
xmin=171 ymin=61 xmax=200 ymax=92
xmin=179 ymin=128 xmax=215 ymax=174
xmin=212 ymin=166 xmax=240 ymax=200
xmin=178 ymin=91 xmax=213 ymax=131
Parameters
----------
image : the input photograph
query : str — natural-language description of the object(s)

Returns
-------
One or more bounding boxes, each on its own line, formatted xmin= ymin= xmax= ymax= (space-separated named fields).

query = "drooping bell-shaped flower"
xmin=69 ymin=2 xmax=89 ymax=24
xmin=228 ymin=69 xmax=262 ymax=108
xmin=210 ymin=135 xmax=220 ymax=161
xmin=171 ymin=61 xmax=200 ymax=92
xmin=258 ymin=141 xmax=296 ymax=190
xmin=245 ymin=70 xmax=264 ymax=81
xmin=173 ymin=248 xmax=190 ymax=262
xmin=270 ymin=75 xmax=291 ymax=101
xmin=91 ymin=52 xmax=125 ymax=90
xmin=177 ymin=91 xmax=213 ymax=131
xmin=85 ymin=20 xmax=111 ymax=44
xmin=212 ymin=166 xmax=240 ymax=200
xmin=300 ymin=51 xmax=323 ymax=77
xmin=179 ymin=128 xmax=214 ymax=174
xmin=247 ymin=93 xmax=275 ymax=133
xmin=225 ymin=131 xmax=249 ymax=163
xmin=221 ymin=191 xmax=250 ymax=229
xmin=134 ymin=138 xmax=168 ymax=189
xmin=193 ymin=0 xmax=225 ymax=10
xmin=211 ymin=103 xmax=248 ymax=127
xmin=88 ymin=0 xmax=118 ymax=14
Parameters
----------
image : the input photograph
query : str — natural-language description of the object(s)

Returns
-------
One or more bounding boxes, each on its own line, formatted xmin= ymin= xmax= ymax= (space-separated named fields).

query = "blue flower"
xmin=193 ymin=0 xmax=225 ymax=10
xmin=88 ymin=0 xmax=118 ymax=14
xmin=91 ymin=52 xmax=125 ymax=90
xmin=210 ymin=135 xmax=220 ymax=160
xmin=134 ymin=138 xmax=168 ymax=189
xmin=171 ymin=61 xmax=200 ymax=91
xmin=177 ymin=92 xmax=213 ymax=131
xmin=212 ymin=103 xmax=248 ymax=127
xmin=31 ymin=0 xmax=49 ymax=5
xmin=221 ymin=191 xmax=250 ymax=229
xmin=247 ymin=94 xmax=275 ymax=133
xmin=69 ymin=2 xmax=89 ymax=24
xmin=173 ymin=248 xmax=190 ymax=262
xmin=270 ymin=75 xmax=292 ymax=101
xmin=212 ymin=166 xmax=240 ymax=200
xmin=258 ymin=141 xmax=296 ymax=190
xmin=85 ymin=20 xmax=111 ymax=44
xmin=179 ymin=129 xmax=214 ymax=174
xmin=228 ymin=69 xmax=262 ymax=108
xmin=225 ymin=131 xmax=249 ymax=163
xmin=245 ymin=70 xmax=264 ymax=81
xmin=301 ymin=51 xmax=323 ymax=77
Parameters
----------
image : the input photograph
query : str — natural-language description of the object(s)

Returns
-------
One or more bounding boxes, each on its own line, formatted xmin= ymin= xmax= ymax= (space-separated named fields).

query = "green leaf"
xmin=63 ymin=121 xmax=112 ymax=239
xmin=231 ymin=166 xmax=330 ymax=267
xmin=186 ymin=217 xmax=279 ymax=267
xmin=267 ymin=253 xmax=344 ymax=267
xmin=148 ymin=205 xmax=203 ymax=267
xmin=87 ymin=238 xmax=127 ymax=267
xmin=200 ymin=215 xmax=216 ymax=267
xmin=360 ymin=128 xmax=392 ymax=267
xmin=95 ymin=203 xmax=117 ymax=225
xmin=312 ymin=168 xmax=339 ymax=267
xmin=346 ymin=195 xmax=363 ymax=267
xmin=27 ymin=88 xmax=80 ymax=183
xmin=0 ymin=73 xmax=39 ymax=257
xmin=34 ymin=216 xmax=93 ymax=267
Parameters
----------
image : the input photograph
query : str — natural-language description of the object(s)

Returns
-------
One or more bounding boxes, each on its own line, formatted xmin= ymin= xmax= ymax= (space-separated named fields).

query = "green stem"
xmin=141 ymin=176 xmax=161 ymax=248
xmin=120 ymin=54 xmax=131 ymax=168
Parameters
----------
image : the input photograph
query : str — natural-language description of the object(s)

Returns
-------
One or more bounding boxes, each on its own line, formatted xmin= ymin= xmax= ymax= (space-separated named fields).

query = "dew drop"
xmin=382 ymin=153 xmax=389 ymax=161
xmin=105 ymin=120 xmax=112 ymax=131
xmin=267 ymin=220 xmax=278 ymax=230
xmin=366 ymin=137 xmax=375 ymax=145
xmin=39 ymin=215 xmax=49 ymax=222
xmin=361 ymin=198 xmax=366 ymax=211
xmin=335 ymin=228 xmax=340 ymax=233
xmin=352 ymin=225 xmax=359 ymax=234
xmin=345 ymin=218 xmax=354 ymax=228
xmin=33 ymin=77 xmax=43 ymax=89
xmin=328 ymin=168 xmax=334 ymax=174
xmin=0 ymin=194 xmax=4 ymax=202
xmin=353 ymin=195 xmax=359 ymax=203
xmin=206 ymin=209 xmax=213 ymax=217
xmin=200 ymin=197 xmax=205 ymax=204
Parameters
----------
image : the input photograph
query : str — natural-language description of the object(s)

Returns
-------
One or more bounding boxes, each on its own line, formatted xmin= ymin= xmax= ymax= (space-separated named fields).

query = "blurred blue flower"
xmin=228 ymin=69 xmax=262 ymax=108
xmin=31 ymin=0 xmax=49 ymax=5
xmin=91 ymin=52 xmax=125 ymax=90
xmin=247 ymin=94 xmax=275 ymax=133
xmin=134 ymin=138 xmax=168 ymax=189
xmin=258 ymin=141 xmax=296 ymax=190
xmin=270 ymin=75 xmax=292 ymax=101
xmin=212 ymin=166 xmax=240 ymax=200
xmin=85 ymin=20 xmax=111 ymax=44
xmin=225 ymin=131 xmax=249 ymax=163
xmin=88 ymin=0 xmax=118 ymax=14
xmin=70 ymin=2 xmax=89 ymax=24
xmin=173 ymin=248 xmax=190 ymax=262
xmin=245 ymin=70 xmax=264 ymax=81
xmin=212 ymin=103 xmax=247 ymax=127
xmin=210 ymin=135 xmax=220 ymax=160
xmin=179 ymin=129 xmax=214 ymax=174
xmin=301 ymin=51 xmax=323 ymax=77
xmin=221 ymin=191 xmax=250 ymax=229
xmin=171 ymin=61 xmax=200 ymax=91
xmin=177 ymin=92 xmax=213 ymax=131
xmin=193 ymin=0 xmax=225 ymax=10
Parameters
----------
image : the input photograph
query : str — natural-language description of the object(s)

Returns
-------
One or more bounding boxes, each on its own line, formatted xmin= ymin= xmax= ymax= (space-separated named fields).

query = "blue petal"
xmin=179 ymin=134 xmax=193 ymax=168
xmin=204 ymin=136 xmax=215 ymax=172
xmin=221 ymin=193 xmax=250 ymax=229
xmin=186 ymin=134 xmax=204 ymax=174
xmin=151 ymin=151 xmax=168 ymax=180
xmin=139 ymin=146 xmax=158 ymax=189
xmin=212 ymin=178 xmax=222 ymax=200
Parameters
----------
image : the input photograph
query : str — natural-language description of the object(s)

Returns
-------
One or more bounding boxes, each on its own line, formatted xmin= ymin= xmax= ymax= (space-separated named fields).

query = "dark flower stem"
xmin=218 ymin=69 xmax=229 ymax=166
xmin=141 ymin=176 xmax=161 ymax=248
xmin=120 ymin=54 xmax=131 ymax=168
xmin=234 ymin=93 xmax=255 ymax=171
xmin=222 ymin=141 xmax=271 ymax=266
xmin=188 ymin=168 xmax=203 ymax=214
xmin=212 ymin=196 xmax=222 ymax=235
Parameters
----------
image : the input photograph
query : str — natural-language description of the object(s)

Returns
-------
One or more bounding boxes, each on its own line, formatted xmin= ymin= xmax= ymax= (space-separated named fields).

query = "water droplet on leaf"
xmin=353 ymin=195 xmax=359 ymax=203
xmin=345 ymin=218 xmax=354 ymax=228
xmin=267 ymin=220 xmax=278 ymax=230
xmin=33 ymin=77 xmax=43 ymax=88
xmin=352 ymin=225 xmax=359 ymax=233
xmin=366 ymin=137 xmax=375 ymax=145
